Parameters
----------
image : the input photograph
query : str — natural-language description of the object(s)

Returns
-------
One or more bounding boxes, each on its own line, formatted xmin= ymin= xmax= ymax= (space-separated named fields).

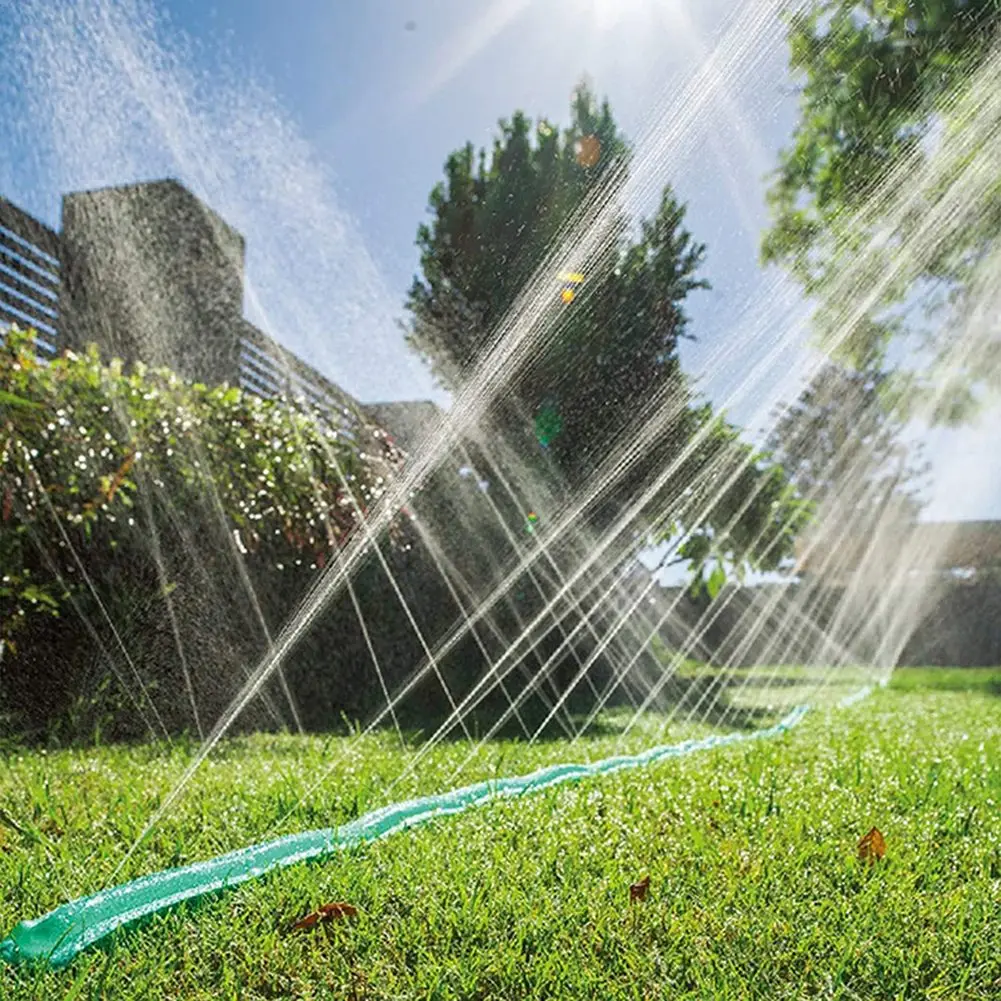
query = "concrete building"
xmin=794 ymin=518 xmax=1001 ymax=585
xmin=1 ymin=179 xmax=437 ymax=448
xmin=362 ymin=400 xmax=444 ymax=453
xmin=59 ymin=179 xmax=246 ymax=387
xmin=0 ymin=195 xmax=61 ymax=353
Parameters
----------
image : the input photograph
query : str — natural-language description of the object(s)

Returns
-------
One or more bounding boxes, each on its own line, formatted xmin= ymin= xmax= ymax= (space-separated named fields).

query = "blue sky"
xmin=0 ymin=0 xmax=997 ymax=522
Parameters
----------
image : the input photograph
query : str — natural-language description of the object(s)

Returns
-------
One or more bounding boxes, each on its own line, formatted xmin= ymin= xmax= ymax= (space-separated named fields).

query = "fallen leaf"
xmin=629 ymin=876 xmax=650 ymax=903
xmin=291 ymin=901 xmax=359 ymax=932
xmin=857 ymin=827 xmax=886 ymax=865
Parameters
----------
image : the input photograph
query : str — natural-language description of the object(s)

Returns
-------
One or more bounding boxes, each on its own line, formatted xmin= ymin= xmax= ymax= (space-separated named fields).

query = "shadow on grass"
xmin=4 ymin=662 xmax=820 ymax=755
xmin=392 ymin=669 xmax=780 ymax=746
xmin=731 ymin=675 xmax=809 ymax=690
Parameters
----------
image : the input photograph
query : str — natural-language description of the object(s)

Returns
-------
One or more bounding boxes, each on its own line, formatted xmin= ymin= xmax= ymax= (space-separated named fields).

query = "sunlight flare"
xmin=589 ymin=0 xmax=683 ymax=32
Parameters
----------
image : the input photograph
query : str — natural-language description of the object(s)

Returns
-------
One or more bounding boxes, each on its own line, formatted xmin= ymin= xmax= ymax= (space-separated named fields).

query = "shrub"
xmin=0 ymin=326 xmax=404 ymax=738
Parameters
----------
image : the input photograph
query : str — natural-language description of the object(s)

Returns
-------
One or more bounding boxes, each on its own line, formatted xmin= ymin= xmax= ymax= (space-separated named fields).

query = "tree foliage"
xmin=766 ymin=360 xmax=928 ymax=574
xmin=406 ymin=84 xmax=808 ymax=584
xmin=406 ymin=85 xmax=628 ymax=390
xmin=762 ymin=0 xmax=1001 ymax=418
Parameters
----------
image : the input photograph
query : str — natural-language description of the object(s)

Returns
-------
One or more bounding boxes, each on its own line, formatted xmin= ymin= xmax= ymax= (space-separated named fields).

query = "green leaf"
xmin=21 ymin=585 xmax=59 ymax=610
xmin=678 ymin=533 xmax=712 ymax=567
xmin=706 ymin=563 xmax=726 ymax=601
xmin=0 ymin=388 xmax=40 ymax=409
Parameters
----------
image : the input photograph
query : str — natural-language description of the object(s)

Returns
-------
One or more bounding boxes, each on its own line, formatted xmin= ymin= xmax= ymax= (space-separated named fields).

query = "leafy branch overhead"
xmin=762 ymin=0 xmax=1001 ymax=420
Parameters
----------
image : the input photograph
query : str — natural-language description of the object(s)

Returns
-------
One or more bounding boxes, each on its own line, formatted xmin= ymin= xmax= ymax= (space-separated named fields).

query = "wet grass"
xmin=1 ymin=667 xmax=999 ymax=999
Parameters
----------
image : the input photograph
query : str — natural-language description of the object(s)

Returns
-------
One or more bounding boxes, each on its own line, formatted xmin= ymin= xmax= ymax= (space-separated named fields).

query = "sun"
xmin=590 ymin=0 xmax=679 ymax=32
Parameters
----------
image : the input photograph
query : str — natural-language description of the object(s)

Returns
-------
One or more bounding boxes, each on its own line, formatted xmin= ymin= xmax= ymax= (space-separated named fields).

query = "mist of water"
xmin=2 ymin=0 xmax=998 ymax=884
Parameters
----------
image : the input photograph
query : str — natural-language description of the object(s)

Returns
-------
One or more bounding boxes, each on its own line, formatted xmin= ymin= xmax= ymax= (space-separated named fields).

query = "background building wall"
xmin=59 ymin=179 xmax=246 ymax=386
xmin=0 ymin=196 xmax=61 ymax=356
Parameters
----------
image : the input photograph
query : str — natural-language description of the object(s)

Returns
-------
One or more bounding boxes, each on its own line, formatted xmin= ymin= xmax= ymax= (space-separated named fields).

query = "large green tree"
xmin=762 ymin=0 xmax=1001 ymax=421
xmin=406 ymin=84 xmax=807 ymax=584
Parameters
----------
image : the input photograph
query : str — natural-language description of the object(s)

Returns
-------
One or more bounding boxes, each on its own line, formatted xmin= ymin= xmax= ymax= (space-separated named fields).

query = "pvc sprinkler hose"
xmin=2 ymin=703 xmax=817 ymax=969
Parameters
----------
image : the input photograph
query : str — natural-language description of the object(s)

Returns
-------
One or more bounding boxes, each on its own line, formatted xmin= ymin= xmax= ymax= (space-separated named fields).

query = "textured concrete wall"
xmin=59 ymin=179 xmax=245 ymax=386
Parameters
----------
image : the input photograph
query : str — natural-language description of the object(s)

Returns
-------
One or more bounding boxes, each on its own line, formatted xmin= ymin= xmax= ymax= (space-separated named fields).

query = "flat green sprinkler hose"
xmin=2 ymin=703 xmax=822 ymax=970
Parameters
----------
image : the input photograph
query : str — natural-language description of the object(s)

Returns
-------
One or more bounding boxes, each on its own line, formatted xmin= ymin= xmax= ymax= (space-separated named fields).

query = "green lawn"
xmin=1 ymin=667 xmax=999 ymax=999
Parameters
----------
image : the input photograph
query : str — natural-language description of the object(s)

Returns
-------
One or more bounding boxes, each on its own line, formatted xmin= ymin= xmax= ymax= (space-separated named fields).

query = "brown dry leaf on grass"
xmin=291 ymin=902 xmax=359 ymax=932
xmin=857 ymin=827 xmax=886 ymax=865
xmin=629 ymin=876 xmax=650 ymax=903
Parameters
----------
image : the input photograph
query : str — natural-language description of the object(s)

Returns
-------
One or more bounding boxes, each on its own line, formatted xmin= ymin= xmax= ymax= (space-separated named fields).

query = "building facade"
xmin=0 ymin=179 xmax=440 ymax=446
